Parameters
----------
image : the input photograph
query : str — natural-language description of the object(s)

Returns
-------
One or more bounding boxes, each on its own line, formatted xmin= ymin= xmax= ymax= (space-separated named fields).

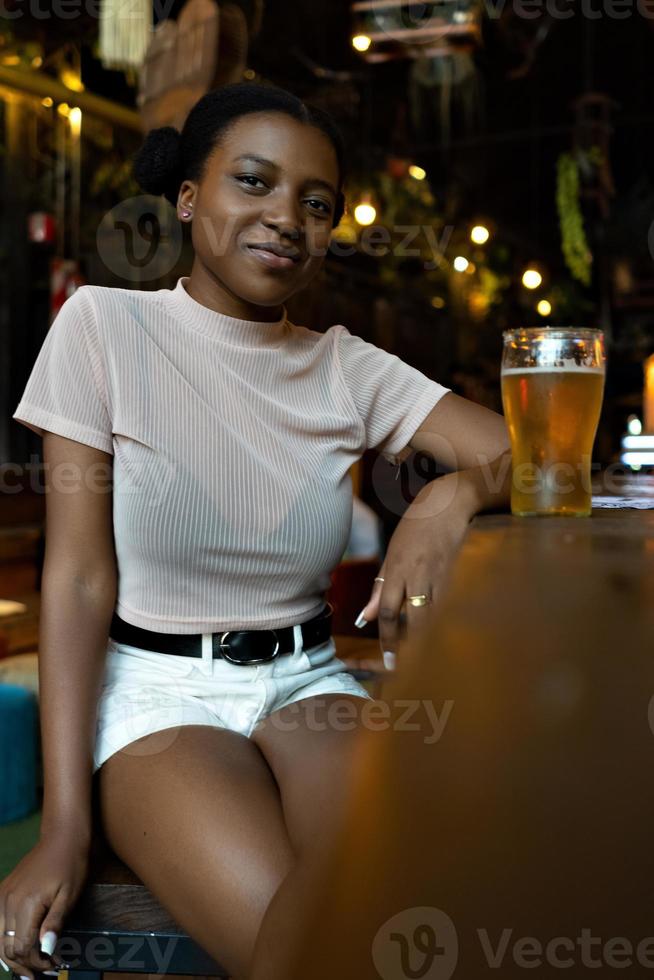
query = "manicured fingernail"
xmin=0 ymin=958 xmax=8 ymax=971
xmin=354 ymin=609 xmax=367 ymax=628
xmin=40 ymin=931 xmax=57 ymax=956
xmin=20 ymin=975 xmax=30 ymax=980
xmin=383 ymin=650 xmax=396 ymax=671
xmin=43 ymin=971 xmax=59 ymax=975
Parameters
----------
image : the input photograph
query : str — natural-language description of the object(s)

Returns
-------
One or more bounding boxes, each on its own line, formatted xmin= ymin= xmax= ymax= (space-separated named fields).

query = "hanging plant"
xmin=556 ymin=151 xmax=594 ymax=287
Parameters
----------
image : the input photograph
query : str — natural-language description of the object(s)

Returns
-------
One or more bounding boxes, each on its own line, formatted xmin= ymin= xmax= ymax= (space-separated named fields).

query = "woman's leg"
xmin=248 ymin=693 xmax=376 ymax=980
xmin=96 ymin=723 xmax=297 ymax=980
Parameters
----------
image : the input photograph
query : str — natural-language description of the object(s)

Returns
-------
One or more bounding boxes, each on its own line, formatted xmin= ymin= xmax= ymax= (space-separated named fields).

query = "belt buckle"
xmin=219 ymin=629 xmax=280 ymax=665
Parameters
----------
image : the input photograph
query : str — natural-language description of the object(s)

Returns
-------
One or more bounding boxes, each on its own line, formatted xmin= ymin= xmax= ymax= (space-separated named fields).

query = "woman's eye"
xmin=236 ymin=175 xmax=267 ymax=189
xmin=307 ymin=199 xmax=332 ymax=215
xmin=236 ymin=176 xmax=331 ymax=215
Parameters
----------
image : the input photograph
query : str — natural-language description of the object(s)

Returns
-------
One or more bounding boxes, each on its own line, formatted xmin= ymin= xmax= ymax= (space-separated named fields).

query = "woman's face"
xmin=178 ymin=111 xmax=341 ymax=316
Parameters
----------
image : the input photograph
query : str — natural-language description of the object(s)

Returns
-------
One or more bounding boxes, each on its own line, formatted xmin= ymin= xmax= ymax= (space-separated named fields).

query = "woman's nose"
xmin=262 ymin=215 xmax=301 ymax=240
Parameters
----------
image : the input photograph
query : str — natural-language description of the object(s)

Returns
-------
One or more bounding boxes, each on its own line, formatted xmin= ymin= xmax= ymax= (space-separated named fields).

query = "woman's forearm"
xmin=37 ymin=572 xmax=116 ymax=842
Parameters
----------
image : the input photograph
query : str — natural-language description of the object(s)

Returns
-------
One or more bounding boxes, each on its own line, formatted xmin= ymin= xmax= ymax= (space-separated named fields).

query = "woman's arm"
xmin=38 ymin=431 xmax=117 ymax=840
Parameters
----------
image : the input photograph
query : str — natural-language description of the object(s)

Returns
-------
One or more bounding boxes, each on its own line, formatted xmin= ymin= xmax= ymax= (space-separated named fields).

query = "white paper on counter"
xmin=592 ymin=496 xmax=654 ymax=509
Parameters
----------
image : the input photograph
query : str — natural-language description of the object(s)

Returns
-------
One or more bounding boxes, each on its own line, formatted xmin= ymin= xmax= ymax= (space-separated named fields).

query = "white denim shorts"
xmin=93 ymin=621 xmax=374 ymax=773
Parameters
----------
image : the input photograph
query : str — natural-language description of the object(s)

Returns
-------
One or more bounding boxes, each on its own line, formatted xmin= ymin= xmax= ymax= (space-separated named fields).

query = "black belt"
xmin=108 ymin=602 xmax=334 ymax=666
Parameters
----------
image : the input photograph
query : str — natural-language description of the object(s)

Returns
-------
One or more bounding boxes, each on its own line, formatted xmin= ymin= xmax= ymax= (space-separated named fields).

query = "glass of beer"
xmin=501 ymin=327 xmax=606 ymax=517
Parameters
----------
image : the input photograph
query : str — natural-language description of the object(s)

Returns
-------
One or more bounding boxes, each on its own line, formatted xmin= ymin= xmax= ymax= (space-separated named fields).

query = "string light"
xmin=523 ymin=268 xmax=543 ymax=290
xmin=627 ymin=416 xmax=643 ymax=436
xmin=60 ymin=68 xmax=85 ymax=92
xmin=453 ymin=256 xmax=469 ymax=273
xmin=41 ymin=97 xmax=53 ymax=108
xmin=409 ymin=165 xmax=426 ymax=181
xmin=471 ymin=225 xmax=490 ymax=245
xmin=57 ymin=102 xmax=70 ymax=117
xmin=354 ymin=196 xmax=376 ymax=226
xmin=68 ymin=106 xmax=82 ymax=135
xmin=352 ymin=35 xmax=371 ymax=52
xmin=537 ymin=299 xmax=552 ymax=317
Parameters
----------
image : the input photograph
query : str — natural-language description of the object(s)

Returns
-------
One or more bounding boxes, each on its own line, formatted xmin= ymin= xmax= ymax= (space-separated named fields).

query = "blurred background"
xmin=1 ymin=0 xmax=654 ymax=829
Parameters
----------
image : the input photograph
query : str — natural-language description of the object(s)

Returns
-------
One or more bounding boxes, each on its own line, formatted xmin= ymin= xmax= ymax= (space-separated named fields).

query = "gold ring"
xmin=407 ymin=594 xmax=431 ymax=607
xmin=374 ymin=577 xmax=385 ymax=583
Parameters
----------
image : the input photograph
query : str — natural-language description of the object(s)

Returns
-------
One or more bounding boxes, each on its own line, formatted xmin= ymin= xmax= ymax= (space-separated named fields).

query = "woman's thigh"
xmin=251 ymin=693 xmax=376 ymax=859
xmin=96 ymin=723 xmax=296 ymax=980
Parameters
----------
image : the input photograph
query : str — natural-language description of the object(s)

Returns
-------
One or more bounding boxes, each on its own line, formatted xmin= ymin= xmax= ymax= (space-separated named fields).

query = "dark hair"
xmin=132 ymin=82 xmax=347 ymax=228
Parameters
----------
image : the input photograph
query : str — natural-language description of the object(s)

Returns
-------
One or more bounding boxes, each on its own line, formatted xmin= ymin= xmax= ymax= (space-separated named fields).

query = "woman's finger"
xmin=405 ymin=580 xmax=434 ymax=637
xmin=2 ymin=908 xmax=31 ymax=980
xmin=377 ymin=579 xmax=405 ymax=664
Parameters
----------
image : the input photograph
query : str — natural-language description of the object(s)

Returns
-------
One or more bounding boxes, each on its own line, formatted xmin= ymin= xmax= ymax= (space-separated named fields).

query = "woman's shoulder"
xmin=73 ymin=281 xmax=166 ymax=312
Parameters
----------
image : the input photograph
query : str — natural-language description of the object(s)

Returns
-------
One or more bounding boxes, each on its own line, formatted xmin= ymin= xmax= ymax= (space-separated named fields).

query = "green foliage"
xmin=556 ymin=151 xmax=594 ymax=287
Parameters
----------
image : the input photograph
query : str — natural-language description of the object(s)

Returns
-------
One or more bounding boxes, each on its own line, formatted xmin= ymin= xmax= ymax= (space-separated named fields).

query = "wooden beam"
xmin=0 ymin=67 xmax=142 ymax=132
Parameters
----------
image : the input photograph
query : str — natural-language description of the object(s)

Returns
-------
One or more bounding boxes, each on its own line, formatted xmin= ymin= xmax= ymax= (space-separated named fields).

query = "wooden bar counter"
xmin=279 ymin=474 xmax=654 ymax=980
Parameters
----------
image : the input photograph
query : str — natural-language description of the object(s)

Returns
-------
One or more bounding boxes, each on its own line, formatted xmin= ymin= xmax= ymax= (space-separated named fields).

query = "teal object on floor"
xmin=0 ymin=684 xmax=38 ymax=825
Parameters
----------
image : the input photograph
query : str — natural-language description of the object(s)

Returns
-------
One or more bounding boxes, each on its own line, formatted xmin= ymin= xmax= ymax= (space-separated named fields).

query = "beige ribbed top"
xmin=13 ymin=276 xmax=451 ymax=632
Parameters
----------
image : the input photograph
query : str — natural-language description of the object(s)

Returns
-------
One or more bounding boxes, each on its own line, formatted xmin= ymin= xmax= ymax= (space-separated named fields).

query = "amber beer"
xmin=501 ymin=329 xmax=606 ymax=517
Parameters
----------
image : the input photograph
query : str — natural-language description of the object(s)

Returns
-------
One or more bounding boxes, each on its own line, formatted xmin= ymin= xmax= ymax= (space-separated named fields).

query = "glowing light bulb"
xmin=41 ymin=97 xmax=53 ymax=108
xmin=354 ymin=201 xmax=376 ymax=226
xmin=57 ymin=102 xmax=70 ymax=117
xmin=627 ymin=416 xmax=643 ymax=436
xmin=60 ymin=68 xmax=85 ymax=92
xmin=471 ymin=225 xmax=490 ymax=245
xmin=523 ymin=268 xmax=543 ymax=290
xmin=537 ymin=299 xmax=552 ymax=317
xmin=409 ymin=165 xmax=426 ymax=181
xmin=352 ymin=35 xmax=371 ymax=52
xmin=68 ymin=106 xmax=82 ymax=135
xmin=453 ymin=256 xmax=469 ymax=273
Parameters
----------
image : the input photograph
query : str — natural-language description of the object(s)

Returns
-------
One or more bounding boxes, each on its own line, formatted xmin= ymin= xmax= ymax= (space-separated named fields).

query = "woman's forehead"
xmin=208 ymin=113 xmax=339 ymax=182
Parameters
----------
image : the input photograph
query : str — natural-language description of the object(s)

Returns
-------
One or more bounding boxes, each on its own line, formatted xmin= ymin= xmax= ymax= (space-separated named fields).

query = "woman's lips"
xmin=245 ymin=245 xmax=299 ymax=271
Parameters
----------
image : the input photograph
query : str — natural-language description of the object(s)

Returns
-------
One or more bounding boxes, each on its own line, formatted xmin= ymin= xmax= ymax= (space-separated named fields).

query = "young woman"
xmin=1 ymin=82 xmax=510 ymax=980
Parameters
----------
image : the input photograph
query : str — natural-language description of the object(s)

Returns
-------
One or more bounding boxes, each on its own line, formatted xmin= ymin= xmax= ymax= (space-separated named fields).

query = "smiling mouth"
xmin=245 ymin=245 xmax=301 ymax=271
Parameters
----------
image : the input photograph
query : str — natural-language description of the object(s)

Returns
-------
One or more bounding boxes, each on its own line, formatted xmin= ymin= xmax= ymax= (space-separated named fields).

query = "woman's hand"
xmin=355 ymin=472 xmax=478 ymax=666
xmin=0 ymin=830 xmax=90 ymax=980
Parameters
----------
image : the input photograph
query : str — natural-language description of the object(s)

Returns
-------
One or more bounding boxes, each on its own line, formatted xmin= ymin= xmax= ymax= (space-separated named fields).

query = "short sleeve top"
xmin=12 ymin=276 xmax=452 ymax=632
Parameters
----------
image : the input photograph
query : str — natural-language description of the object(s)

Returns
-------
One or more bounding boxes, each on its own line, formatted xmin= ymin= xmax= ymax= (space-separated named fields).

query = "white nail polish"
xmin=20 ymin=975 xmax=30 ymax=980
xmin=43 ymin=971 xmax=59 ymax=975
xmin=354 ymin=609 xmax=367 ymax=628
xmin=40 ymin=932 xmax=57 ymax=956
xmin=0 ymin=958 xmax=8 ymax=971
xmin=383 ymin=650 xmax=396 ymax=671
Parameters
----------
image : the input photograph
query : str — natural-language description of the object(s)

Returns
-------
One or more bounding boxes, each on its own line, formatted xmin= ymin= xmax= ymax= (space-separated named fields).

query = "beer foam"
xmin=502 ymin=363 xmax=604 ymax=375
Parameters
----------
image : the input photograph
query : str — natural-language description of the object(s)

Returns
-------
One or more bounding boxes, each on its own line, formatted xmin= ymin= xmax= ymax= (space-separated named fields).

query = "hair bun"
xmin=132 ymin=126 xmax=183 ymax=205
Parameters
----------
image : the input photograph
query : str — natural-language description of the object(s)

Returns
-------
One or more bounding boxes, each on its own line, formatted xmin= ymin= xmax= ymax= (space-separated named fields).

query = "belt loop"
xmin=201 ymin=632 xmax=213 ymax=673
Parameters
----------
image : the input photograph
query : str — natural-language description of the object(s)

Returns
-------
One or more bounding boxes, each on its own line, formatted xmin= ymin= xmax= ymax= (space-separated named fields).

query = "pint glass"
xmin=501 ymin=328 xmax=606 ymax=517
